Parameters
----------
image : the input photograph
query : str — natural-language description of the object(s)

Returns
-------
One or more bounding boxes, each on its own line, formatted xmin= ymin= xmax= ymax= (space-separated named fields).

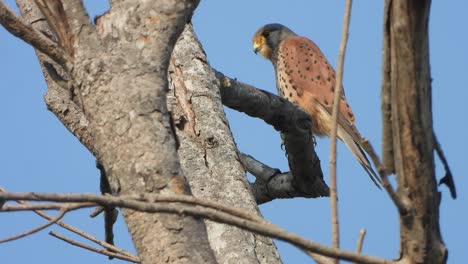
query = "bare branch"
xmin=239 ymin=153 xmax=325 ymax=203
xmin=355 ymin=229 xmax=366 ymax=256
xmin=89 ymin=206 xmax=105 ymax=218
xmin=329 ymin=0 xmax=353 ymax=256
xmin=0 ymin=0 xmax=69 ymax=66
xmin=34 ymin=0 xmax=98 ymax=58
xmin=304 ymin=251 xmax=335 ymax=264
xmin=433 ymin=132 xmax=456 ymax=199
xmin=49 ymin=231 xmax=140 ymax=263
xmin=12 ymin=0 xmax=95 ymax=155
xmin=361 ymin=140 xmax=408 ymax=215
xmin=216 ymin=71 xmax=329 ymax=197
xmin=14 ymin=200 xmax=134 ymax=257
xmin=384 ymin=1 xmax=447 ymax=262
xmin=380 ymin=0 xmax=395 ymax=174
xmin=33 ymin=0 xmax=74 ymax=57
xmin=0 ymin=208 xmax=67 ymax=243
xmin=0 ymin=191 xmax=393 ymax=264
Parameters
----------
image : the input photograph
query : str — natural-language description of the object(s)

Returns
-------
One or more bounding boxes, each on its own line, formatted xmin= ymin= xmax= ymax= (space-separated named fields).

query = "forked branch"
xmin=0 ymin=0 xmax=69 ymax=66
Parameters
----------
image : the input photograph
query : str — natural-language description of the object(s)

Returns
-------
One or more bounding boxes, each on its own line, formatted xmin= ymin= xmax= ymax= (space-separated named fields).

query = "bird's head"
xmin=252 ymin=23 xmax=296 ymax=60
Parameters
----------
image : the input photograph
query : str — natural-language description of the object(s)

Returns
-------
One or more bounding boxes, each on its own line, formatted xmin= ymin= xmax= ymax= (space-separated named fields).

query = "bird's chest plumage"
xmin=274 ymin=56 xmax=301 ymax=105
xmin=274 ymin=49 xmax=330 ymax=136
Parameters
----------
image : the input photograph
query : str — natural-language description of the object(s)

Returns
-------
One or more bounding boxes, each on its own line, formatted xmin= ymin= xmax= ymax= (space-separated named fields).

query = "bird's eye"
xmin=262 ymin=31 xmax=270 ymax=38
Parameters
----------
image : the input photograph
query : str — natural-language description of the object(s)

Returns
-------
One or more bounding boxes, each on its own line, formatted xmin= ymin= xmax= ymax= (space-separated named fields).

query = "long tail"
xmin=337 ymin=127 xmax=382 ymax=189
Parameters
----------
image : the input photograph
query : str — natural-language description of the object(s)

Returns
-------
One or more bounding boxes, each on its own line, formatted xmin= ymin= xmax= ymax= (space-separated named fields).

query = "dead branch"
xmin=360 ymin=139 xmax=408 ymax=214
xmin=0 ymin=191 xmax=393 ymax=264
xmin=216 ymin=71 xmax=329 ymax=198
xmin=0 ymin=208 xmax=66 ymax=243
xmin=0 ymin=0 xmax=69 ymax=66
xmin=433 ymin=132 xmax=456 ymax=199
xmin=329 ymin=0 xmax=353 ymax=256
xmin=355 ymin=229 xmax=366 ymax=256
xmin=33 ymin=0 xmax=74 ymax=57
xmin=49 ymin=231 xmax=140 ymax=263
xmin=15 ymin=199 xmax=134 ymax=257
xmin=383 ymin=1 xmax=448 ymax=262
xmin=240 ymin=153 xmax=325 ymax=203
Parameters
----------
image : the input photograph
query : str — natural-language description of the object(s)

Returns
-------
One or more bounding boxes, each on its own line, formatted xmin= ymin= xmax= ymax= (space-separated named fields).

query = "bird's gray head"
xmin=252 ymin=23 xmax=296 ymax=60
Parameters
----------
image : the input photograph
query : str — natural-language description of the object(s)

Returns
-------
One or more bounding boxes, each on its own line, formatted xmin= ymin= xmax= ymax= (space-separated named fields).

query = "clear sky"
xmin=1 ymin=1 xmax=466 ymax=263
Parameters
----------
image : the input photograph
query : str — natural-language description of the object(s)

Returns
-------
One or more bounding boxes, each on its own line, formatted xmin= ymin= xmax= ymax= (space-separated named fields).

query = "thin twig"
xmin=355 ymin=229 xmax=366 ymax=256
xmin=14 ymin=200 xmax=135 ymax=257
xmin=0 ymin=191 xmax=392 ymax=264
xmin=361 ymin=139 xmax=408 ymax=214
xmin=89 ymin=206 xmax=105 ymax=218
xmin=0 ymin=1 xmax=69 ymax=67
xmin=2 ymin=203 xmax=94 ymax=212
xmin=0 ymin=208 xmax=67 ymax=243
xmin=329 ymin=0 xmax=353 ymax=260
xmin=0 ymin=187 xmax=132 ymax=256
xmin=49 ymin=231 xmax=140 ymax=263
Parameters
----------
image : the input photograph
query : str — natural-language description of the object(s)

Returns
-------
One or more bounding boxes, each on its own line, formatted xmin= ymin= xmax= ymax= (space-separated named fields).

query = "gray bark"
xmin=15 ymin=0 xmax=94 ymax=154
xmin=168 ymin=24 xmax=282 ymax=264
xmin=75 ymin=2 xmax=217 ymax=263
xmin=13 ymin=1 xmax=283 ymax=262
xmin=17 ymin=0 xmax=218 ymax=263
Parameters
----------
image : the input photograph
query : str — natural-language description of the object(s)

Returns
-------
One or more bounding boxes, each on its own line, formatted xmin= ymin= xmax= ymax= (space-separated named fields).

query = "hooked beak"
xmin=253 ymin=43 xmax=261 ymax=54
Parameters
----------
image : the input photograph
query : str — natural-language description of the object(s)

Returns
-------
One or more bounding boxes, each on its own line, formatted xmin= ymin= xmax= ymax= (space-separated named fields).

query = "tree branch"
xmin=13 ymin=198 xmax=134 ymax=257
xmin=355 ymin=229 xmax=366 ymax=256
xmin=14 ymin=0 xmax=95 ymax=155
xmin=216 ymin=71 xmax=329 ymax=197
xmin=49 ymin=231 xmax=140 ymax=263
xmin=329 ymin=0 xmax=353 ymax=256
xmin=0 ymin=191 xmax=394 ymax=264
xmin=0 ymin=208 xmax=67 ymax=243
xmin=433 ymin=131 xmax=456 ymax=199
xmin=0 ymin=0 xmax=69 ymax=67
xmin=240 ymin=153 xmax=326 ymax=203
xmin=360 ymin=139 xmax=408 ymax=214
xmin=384 ymin=1 xmax=447 ymax=262
xmin=380 ymin=0 xmax=395 ymax=174
xmin=33 ymin=0 xmax=75 ymax=57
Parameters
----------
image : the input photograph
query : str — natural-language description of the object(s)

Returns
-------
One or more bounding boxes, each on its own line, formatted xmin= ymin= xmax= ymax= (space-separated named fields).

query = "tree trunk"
xmin=168 ymin=24 xmax=282 ymax=264
xmin=14 ymin=0 xmax=283 ymax=263
xmin=16 ymin=1 xmax=218 ymax=263
xmin=382 ymin=1 xmax=447 ymax=263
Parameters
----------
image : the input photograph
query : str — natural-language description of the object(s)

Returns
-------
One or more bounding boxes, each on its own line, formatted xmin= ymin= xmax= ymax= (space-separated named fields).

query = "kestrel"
xmin=252 ymin=23 xmax=381 ymax=187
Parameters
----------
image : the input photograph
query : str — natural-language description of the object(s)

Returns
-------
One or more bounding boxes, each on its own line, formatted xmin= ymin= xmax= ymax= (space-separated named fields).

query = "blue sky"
xmin=1 ymin=1 xmax=466 ymax=263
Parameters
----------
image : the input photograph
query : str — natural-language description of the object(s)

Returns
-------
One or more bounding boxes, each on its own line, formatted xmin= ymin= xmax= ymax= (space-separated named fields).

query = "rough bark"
xmin=77 ymin=2 xmax=217 ymax=263
xmin=380 ymin=0 xmax=394 ymax=174
xmin=12 ymin=1 xmax=285 ymax=262
xmin=15 ymin=0 xmax=94 ymax=154
xmin=17 ymin=0 xmax=218 ymax=263
xmin=383 ymin=1 xmax=446 ymax=263
xmin=168 ymin=24 xmax=282 ymax=264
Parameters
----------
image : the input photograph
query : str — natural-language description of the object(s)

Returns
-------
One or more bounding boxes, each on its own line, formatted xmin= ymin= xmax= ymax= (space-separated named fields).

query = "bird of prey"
xmin=252 ymin=23 xmax=381 ymax=187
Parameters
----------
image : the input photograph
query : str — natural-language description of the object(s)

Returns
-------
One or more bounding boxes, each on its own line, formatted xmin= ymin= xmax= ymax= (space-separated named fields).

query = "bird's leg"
xmin=280 ymin=132 xmax=288 ymax=156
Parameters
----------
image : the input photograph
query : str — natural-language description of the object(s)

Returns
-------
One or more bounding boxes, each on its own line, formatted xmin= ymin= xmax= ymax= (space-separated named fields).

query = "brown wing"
xmin=277 ymin=36 xmax=360 ymax=140
xmin=276 ymin=36 xmax=381 ymax=187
